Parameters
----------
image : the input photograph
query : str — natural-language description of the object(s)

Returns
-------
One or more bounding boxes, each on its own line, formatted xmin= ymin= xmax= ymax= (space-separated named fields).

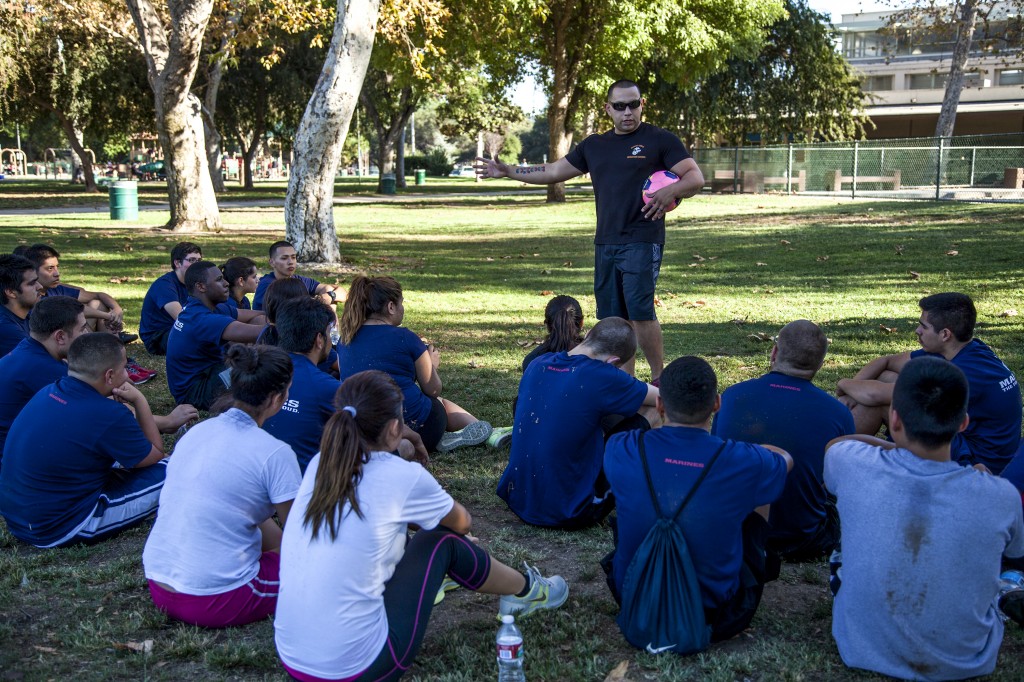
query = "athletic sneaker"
xmin=486 ymin=426 xmax=513 ymax=449
xmin=126 ymin=358 xmax=158 ymax=385
xmin=1000 ymin=589 xmax=1024 ymax=626
xmin=437 ymin=421 xmax=493 ymax=453
xmin=498 ymin=563 xmax=569 ymax=618
xmin=433 ymin=577 xmax=460 ymax=606
xmin=118 ymin=331 xmax=139 ymax=345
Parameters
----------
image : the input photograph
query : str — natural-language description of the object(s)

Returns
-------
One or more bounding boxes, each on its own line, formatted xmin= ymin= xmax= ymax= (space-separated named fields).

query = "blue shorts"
xmin=594 ymin=243 xmax=662 ymax=321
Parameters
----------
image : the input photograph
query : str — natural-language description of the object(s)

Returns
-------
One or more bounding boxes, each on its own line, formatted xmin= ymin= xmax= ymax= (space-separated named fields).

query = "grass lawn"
xmin=0 ymin=193 xmax=1022 ymax=680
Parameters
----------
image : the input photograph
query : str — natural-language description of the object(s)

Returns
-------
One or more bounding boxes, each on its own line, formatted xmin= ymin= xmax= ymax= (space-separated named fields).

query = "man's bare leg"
xmin=633 ymin=319 xmax=664 ymax=382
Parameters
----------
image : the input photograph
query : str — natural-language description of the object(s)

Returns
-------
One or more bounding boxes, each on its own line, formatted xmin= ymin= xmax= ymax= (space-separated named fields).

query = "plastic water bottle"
xmin=496 ymin=614 xmax=525 ymax=682
xmin=999 ymin=569 xmax=1024 ymax=596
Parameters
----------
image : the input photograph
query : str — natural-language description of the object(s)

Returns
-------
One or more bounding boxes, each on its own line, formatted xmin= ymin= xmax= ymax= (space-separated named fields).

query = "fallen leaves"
xmin=748 ymin=332 xmax=774 ymax=342
xmin=816 ymin=255 xmax=830 ymax=262
xmin=108 ymin=276 xmax=148 ymax=284
xmin=946 ymin=250 xmax=959 ymax=257
xmin=909 ymin=271 xmax=921 ymax=280
xmin=604 ymin=660 xmax=632 ymax=682
xmin=779 ymin=239 xmax=791 ymax=245
xmin=894 ymin=244 xmax=905 ymax=256
xmin=682 ymin=300 xmax=706 ymax=308
xmin=692 ymin=253 xmax=705 ymax=262
xmin=539 ymin=290 xmax=554 ymax=296
xmin=999 ymin=309 xmax=1018 ymax=318
xmin=756 ymin=262 xmax=768 ymax=267
xmin=515 ymin=339 xmax=544 ymax=347
xmin=467 ymin=360 xmax=482 ymax=369
xmin=653 ymin=296 xmax=664 ymax=308
xmin=113 ymin=640 xmax=153 ymax=654
xmin=879 ymin=324 xmax=898 ymax=334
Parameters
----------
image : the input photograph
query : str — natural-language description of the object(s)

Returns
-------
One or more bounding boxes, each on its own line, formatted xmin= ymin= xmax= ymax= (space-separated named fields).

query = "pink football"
xmin=642 ymin=170 xmax=680 ymax=211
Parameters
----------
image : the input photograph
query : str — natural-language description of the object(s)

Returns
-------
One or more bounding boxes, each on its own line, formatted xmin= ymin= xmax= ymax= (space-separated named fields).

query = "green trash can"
xmin=109 ymin=180 xmax=139 ymax=221
xmin=381 ymin=173 xmax=396 ymax=195
xmin=415 ymin=169 xmax=426 ymax=186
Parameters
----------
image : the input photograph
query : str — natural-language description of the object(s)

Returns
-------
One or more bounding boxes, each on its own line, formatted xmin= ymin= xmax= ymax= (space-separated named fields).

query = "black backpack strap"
xmin=638 ymin=431 xmax=726 ymax=522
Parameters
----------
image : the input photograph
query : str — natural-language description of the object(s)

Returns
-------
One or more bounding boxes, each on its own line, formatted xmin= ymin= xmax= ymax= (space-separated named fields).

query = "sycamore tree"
xmin=643 ymin=0 xmax=869 ymax=145
xmin=882 ymin=0 xmax=1022 ymax=138
xmin=499 ymin=0 xmax=787 ymax=202
xmin=0 ymin=0 xmax=149 ymax=192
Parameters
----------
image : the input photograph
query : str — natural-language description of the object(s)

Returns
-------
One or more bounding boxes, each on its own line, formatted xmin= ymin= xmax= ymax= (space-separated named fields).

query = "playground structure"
xmin=1 ymin=149 xmax=27 ymax=175
xmin=43 ymin=147 xmax=96 ymax=180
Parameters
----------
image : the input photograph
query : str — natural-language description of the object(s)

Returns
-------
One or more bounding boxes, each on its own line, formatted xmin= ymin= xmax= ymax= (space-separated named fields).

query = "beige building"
xmin=837 ymin=7 xmax=1024 ymax=138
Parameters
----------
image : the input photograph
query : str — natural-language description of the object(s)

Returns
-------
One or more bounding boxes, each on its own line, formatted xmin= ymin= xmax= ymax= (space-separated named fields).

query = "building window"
xmin=862 ymin=75 xmax=895 ymax=91
xmin=907 ymin=72 xmax=949 ymax=90
xmin=842 ymin=31 xmax=893 ymax=59
xmin=998 ymin=69 xmax=1024 ymax=86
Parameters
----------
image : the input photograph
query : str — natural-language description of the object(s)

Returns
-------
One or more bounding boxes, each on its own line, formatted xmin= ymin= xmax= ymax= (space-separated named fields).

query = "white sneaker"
xmin=498 ymin=563 xmax=569 ymax=618
xmin=437 ymin=421 xmax=493 ymax=453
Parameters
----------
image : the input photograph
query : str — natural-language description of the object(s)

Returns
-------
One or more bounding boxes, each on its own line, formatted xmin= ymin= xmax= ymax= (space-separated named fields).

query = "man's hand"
xmin=474 ymin=156 xmax=509 ymax=180
xmin=162 ymin=404 xmax=199 ymax=432
xmin=641 ymin=184 xmax=681 ymax=220
xmin=112 ymin=381 xmax=146 ymax=407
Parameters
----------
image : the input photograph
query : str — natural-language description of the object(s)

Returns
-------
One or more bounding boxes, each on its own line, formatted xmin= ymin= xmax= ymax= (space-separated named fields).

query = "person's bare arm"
xmin=414 ymin=346 xmax=442 ymax=398
xmin=437 ymin=501 xmax=472 ymax=535
xmin=851 ymin=351 xmax=912 ymax=381
xmin=235 ymin=309 xmax=266 ymax=325
xmin=112 ymin=382 xmax=164 ymax=454
xmin=274 ymin=499 xmax=294 ymax=528
xmin=154 ymin=403 xmax=199 ymax=433
xmin=475 ymin=156 xmax=582 ymax=185
xmin=641 ymin=158 xmax=705 ymax=219
xmin=761 ymin=444 xmax=794 ymax=472
xmin=642 ymin=383 xmax=659 ymax=407
xmin=400 ymin=425 xmax=429 ymax=465
xmin=162 ymin=301 xmax=184 ymax=320
xmin=826 ymin=433 xmax=897 ymax=451
xmin=835 ymin=378 xmax=895 ymax=406
xmin=221 ymin=320 xmax=265 ymax=343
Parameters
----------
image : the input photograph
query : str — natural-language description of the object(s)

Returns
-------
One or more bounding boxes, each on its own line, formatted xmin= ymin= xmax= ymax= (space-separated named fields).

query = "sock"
xmin=515 ymin=572 xmax=532 ymax=597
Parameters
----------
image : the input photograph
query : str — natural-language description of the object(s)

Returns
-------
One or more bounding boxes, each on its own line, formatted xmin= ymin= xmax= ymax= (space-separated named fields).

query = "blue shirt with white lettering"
xmin=912 ymin=339 xmax=1022 ymax=473
xmin=0 ymin=337 xmax=68 ymax=466
xmin=263 ymin=353 xmax=339 ymax=473
xmin=165 ymin=297 xmax=235 ymax=403
xmin=0 ymin=376 xmax=154 ymax=546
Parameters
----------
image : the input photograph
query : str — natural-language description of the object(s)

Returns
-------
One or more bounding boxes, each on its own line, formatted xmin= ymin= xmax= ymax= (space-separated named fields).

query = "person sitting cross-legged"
xmin=165 ymin=260 xmax=265 ymax=411
xmin=713 ymin=320 xmax=854 ymax=568
xmin=497 ymin=316 xmax=659 ymax=529
xmin=0 ymin=333 xmax=168 ymax=548
xmin=139 ymin=242 xmax=202 ymax=356
xmin=252 ymin=240 xmax=342 ymax=311
xmin=603 ymin=356 xmax=791 ymax=644
xmin=825 ymin=356 xmax=1024 ymax=680
xmin=837 ymin=292 xmax=1021 ymax=474
xmin=143 ymin=344 xmax=302 ymax=628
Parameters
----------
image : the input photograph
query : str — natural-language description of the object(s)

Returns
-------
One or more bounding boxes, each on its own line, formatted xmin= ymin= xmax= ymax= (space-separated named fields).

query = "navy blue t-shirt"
xmin=252 ymin=273 xmax=320 ymax=311
xmin=0 ymin=376 xmax=154 ymax=546
xmin=605 ymin=427 xmax=787 ymax=607
xmin=338 ymin=325 xmax=431 ymax=428
xmin=0 ymin=305 xmax=31 ymax=359
xmin=1002 ymin=443 xmax=1024 ymax=501
xmin=224 ymin=295 xmax=252 ymax=312
xmin=497 ymin=351 xmax=649 ymax=527
xmin=713 ymin=372 xmax=854 ymax=548
xmin=42 ymin=284 xmax=82 ymax=299
xmin=0 ymin=337 xmax=69 ymax=464
xmin=165 ymin=297 xmax=235 ymax=403
xmin=263 ymin=354 xmax=339 ymax=473
xmin=564 ymin=122 xmax=690 ymax=246
xmin=140 ymin=271 xmax=189 ymax=351
xmin=911 ymin=339 xmax=1022 ymax=473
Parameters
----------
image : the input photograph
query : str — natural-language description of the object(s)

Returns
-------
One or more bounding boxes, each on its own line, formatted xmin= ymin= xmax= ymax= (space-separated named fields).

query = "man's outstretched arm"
xmin=474 ymin=156 xmax=582 ymax=185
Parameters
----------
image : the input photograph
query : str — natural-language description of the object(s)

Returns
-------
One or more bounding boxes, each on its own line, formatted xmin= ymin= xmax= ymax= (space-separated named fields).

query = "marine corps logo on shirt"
xmin=628 ymin=145 xmax=645 ymax=159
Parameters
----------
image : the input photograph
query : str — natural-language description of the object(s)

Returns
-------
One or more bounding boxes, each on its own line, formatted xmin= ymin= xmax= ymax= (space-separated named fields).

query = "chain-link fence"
xmin=692 ymin=132 xmax=1024 ymax=202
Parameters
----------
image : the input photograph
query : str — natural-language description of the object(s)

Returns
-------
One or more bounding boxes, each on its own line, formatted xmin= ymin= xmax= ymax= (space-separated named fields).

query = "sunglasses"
xmin=609 ymin=99 xmax=642 ymax=111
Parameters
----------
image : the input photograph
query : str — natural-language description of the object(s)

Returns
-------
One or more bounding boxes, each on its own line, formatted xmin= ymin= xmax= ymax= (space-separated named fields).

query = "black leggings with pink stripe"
xmin=285 ymin=526 xmax=491 ymax=682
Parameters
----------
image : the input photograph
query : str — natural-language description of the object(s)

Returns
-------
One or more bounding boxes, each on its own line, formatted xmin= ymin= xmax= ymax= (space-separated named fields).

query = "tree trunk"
xmin=546 ymin=95 xmax=572 ymax=203
xmin=126 ymin=0 xmax=221 ymax=232
xmin=242 ymin=141 xmax=257 ymax=189
xmin=396 ymin=128 xmax=406 ymax=189
xmin=285 ymin=0 xmax=381 ymax=262
xmin=360 ymin=84 xmax=415 ymax=194
xmin=203 ymin=47 xmax=230 ymax=193
xmin=935 ymin=0 xmax=979 ymax=139
xmin=58 ymin=117 xmax=98 ymax=192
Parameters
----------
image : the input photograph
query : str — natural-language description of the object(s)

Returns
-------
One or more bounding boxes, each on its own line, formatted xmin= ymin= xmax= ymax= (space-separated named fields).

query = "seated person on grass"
xmin=604 ymin=356 xmax=791 ymax=645
xmin=825 ymin=356 xmax=1024 ymax=680
xmin=252 ymin=240 xmax=342 ymax=311
xmin=0 ymin=254 xmax=43 ymax=358
xmin=713 ymin=320 xmax=853 ymax=567
xmin=497 ymin=316 xmax=659 ymax=529
xmin=837 ymin=292 xmax=1021 ymax=474
xmin=139 ymin=242 xmax=202 ymax=355
xmin=143 ymin=344 xmax=302 ymax=628
xmin=337 ymin=275 xmax=492 ymax=453
xmin=222 ymin=256 xmax=259 ymax=312
xmin=258 ymin=277 xmax=339 ymax=377
xmin=0 ymin=333 xmax=168 ymax=548
xmin=165 ymin=261 xmax=264 ymax=411
xmin=24 ymin=243 xmax=135 ymax=343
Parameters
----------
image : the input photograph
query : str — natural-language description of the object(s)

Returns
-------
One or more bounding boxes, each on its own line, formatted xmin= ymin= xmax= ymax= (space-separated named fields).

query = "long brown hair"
xmin=543 ymin=295 xmax=584 ymax=353
xmin=338 ymin=275 xmax=402 ymax=344
xmin=304 ymin=370 xmax=404 ymax=540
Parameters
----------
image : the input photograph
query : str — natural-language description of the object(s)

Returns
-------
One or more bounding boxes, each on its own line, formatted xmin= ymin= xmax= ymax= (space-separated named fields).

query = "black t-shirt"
xmin=565 ymin=123 xmax=690 ymax=245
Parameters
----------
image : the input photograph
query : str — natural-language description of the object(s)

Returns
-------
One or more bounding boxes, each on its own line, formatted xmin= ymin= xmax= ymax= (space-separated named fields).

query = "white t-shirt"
xmin=825 ymin=439 xmax=1024 ymax=680
xmin=143 ymin=408 xmax=302 ymax=594
xmin=275 ymin=451 xmax=454 ymax=679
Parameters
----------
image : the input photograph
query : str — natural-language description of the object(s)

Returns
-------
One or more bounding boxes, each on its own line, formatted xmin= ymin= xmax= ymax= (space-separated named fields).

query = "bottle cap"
xmin=501 ymin=614 xmax=514 ymax=624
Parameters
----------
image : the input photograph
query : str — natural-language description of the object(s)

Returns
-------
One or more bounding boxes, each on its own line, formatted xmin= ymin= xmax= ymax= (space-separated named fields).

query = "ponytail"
xmin=338 ymin=275 xmax=403 ymax=345
xmin=544 ymin=295 xmax=585 ymax=354
xmin=304 ymin=370 xmax=404 ymax=540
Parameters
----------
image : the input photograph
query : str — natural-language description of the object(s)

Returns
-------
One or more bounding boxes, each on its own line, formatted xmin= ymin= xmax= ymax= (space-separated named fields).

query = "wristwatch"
xmin=328 ymin=290 xmax=337 ymax=302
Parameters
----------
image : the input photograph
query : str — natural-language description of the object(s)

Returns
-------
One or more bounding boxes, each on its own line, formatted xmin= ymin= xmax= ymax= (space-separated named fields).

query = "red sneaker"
xmin=126 ymin=358 xmax=158 ymax=385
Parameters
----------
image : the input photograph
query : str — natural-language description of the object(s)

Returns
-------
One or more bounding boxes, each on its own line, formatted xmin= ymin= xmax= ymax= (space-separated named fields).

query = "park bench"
xmin=709 ymin=169 xmax=806 ymax=193
xmin=831 ymin=169 xmax=901 ymax=192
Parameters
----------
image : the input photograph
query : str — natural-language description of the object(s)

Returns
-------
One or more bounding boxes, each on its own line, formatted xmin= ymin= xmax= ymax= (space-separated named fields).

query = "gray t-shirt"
xmin=824 ymin=440 xmax=1024 ymax=681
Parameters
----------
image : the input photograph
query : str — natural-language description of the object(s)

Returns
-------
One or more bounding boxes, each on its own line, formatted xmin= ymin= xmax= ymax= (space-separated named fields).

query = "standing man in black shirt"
xmin=475 ymin=79 xmax=703 ymax=383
